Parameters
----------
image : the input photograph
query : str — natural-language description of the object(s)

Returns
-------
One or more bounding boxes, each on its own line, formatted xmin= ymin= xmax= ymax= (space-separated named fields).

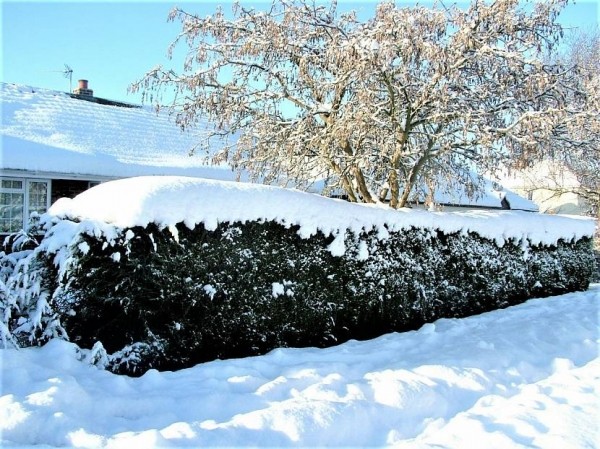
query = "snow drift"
xmin=1 ymin=286 xmax=598 ymax=448
xmin=48 ymin=176 xmax=592 ymax=246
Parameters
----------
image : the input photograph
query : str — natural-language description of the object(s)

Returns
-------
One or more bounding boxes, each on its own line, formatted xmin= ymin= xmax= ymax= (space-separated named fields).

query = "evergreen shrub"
xmin=47 ymin=219 xmax=593 ymax=375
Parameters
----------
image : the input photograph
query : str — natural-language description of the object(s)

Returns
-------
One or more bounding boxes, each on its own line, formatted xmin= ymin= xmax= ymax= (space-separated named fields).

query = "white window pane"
xmin=1 ymin=192 xmax=24 ymax=206
xmin=0 ymin=219 xmax=19 ymax=234
xmin=1 ymin=179 xmax=23 ymax=190
xmin=28 ymin=181 xmax=49 ymax=215
xmin=0 ymin=192 xmax=25 ymax=232
xmin=11 ymin=207 xmax=23 ymax=220
xmin=29 ymin=181 xmax=47 ymax=196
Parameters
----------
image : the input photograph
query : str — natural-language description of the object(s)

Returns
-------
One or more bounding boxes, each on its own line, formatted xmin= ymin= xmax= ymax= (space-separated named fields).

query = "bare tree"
xmin=545 ymin=28 xmax=599 ymax=217
xmin=132 ymin=0 xmax=594 ymax=208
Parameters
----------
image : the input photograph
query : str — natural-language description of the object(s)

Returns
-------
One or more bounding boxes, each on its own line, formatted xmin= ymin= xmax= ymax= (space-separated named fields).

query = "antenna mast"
xmin=63 ymin=64 xmax=73 ymax=92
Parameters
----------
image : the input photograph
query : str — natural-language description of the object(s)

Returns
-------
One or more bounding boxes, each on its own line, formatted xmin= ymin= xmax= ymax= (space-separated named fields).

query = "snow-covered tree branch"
xmin=543 ymin=27 xmax=599 ymax=219
xmin=131 ymin=0 xmax=596 ymax=208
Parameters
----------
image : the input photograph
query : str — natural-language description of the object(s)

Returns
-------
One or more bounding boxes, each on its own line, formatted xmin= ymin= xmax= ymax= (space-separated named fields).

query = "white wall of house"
xmin=528 ymin=189 xmax=584 ymax=215
xmin=500 ymin=160 xmax=591 ymax=216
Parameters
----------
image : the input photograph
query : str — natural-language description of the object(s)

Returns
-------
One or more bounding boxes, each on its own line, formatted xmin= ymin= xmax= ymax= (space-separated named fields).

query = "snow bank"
xmin=1 ymin=286 xmax=598 ymax=448
xmin=49 ymin=176 xmax=594 ymax=248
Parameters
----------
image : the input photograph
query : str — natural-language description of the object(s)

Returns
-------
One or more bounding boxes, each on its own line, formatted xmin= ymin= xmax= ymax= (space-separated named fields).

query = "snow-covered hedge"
xmin=0 ymin=177 xmax=595 ymax=375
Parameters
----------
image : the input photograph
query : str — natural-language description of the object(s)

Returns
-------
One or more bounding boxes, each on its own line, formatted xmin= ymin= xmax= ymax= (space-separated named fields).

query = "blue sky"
xmin=2 ymin=0 xmax=598 ymax=104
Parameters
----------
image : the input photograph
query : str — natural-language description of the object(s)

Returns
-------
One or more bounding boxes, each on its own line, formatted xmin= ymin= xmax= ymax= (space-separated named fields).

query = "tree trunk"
xmin=397 ymin=156 xmax=429 ymax=208
xmin=335 ymin=165 xmax=358 ymax=202
xmin=389 ymin=129 xmax=410 ymax=208
xmin=389 ymin=169 xmax=400 ymax=208
xmin=338 ymin=138 xmax=374 ymax=203
xmin=341 ymin=174 xmax=358 ymax=202
xmin=354 ymin=167 xmax=376 ymax=203
xmin=397 ymin=181 xmax=412 ymax=208
xmin=326 ymin=157 xmax=358 ymax=202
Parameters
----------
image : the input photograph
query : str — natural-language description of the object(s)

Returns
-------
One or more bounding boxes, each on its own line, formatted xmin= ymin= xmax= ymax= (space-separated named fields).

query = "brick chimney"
xmin=73 ymin=79 xmax=94 ymax=97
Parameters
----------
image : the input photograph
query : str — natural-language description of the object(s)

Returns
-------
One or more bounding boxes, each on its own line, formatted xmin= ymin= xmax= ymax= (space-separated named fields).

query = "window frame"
xmin=0 ymin=177 xmax=51 ymax=234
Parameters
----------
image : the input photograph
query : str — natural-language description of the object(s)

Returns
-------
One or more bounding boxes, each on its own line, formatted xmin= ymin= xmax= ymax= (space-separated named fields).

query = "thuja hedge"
xmin=47 ymin=219 xmax=593 ymax=375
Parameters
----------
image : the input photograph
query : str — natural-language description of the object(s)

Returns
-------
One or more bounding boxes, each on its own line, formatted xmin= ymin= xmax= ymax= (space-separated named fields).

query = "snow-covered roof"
xmin=421 ymin=176 xmax=539 ymax=211
xmin=1 ymin=82 xmax=537 ymax=211
xmin=0 ymin=82 xmax=239 ymax=181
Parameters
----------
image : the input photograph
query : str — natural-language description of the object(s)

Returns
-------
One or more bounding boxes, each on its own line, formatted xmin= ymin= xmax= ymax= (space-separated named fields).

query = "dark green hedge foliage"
xmin=52 ymin=220 xmax=594 ymax=375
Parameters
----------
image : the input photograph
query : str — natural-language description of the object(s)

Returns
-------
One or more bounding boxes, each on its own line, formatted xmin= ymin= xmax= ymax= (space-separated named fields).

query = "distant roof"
xmin=1 ymin=82 xmax=537 ymax=211
xmin=1 ymin=82 xmax=239 ymax=181
xmin=419 ymin=176 xmax=539 ymax=212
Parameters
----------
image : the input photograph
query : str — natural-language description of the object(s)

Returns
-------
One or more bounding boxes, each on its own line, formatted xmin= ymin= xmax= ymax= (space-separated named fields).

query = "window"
xmin=0 ymin=178 xmax=50 ymax=233
xmin=0 ymin=180 xmax=24 ymax=234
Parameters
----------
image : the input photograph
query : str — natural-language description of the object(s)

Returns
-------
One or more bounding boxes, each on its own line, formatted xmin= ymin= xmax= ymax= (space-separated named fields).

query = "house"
xmin=1 ymin=81 xmax=243 ymax=235
xmin=499 ymin=161 xmax=592 ymax=216
xmin=1 ymin=81 xmax=537 ymax=236
xmin=402 ymin=175 xmax=539 ymax=213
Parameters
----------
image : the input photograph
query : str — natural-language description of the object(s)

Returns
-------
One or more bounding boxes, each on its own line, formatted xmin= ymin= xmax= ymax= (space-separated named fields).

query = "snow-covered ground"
xmin=1 ymin=285 xmax=598 ymax=448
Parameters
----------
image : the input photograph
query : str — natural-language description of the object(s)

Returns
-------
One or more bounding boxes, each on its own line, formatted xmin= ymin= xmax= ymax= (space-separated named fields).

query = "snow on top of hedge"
xmin=48 ymin=176 xmax=594 ymax=249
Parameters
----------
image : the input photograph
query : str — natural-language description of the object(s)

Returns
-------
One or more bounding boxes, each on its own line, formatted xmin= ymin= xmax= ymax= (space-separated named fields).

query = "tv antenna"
xmin=50 ymin=64 xmax=73 ymax=92
xmin=63 ymin=64 xmax=73 ymax=92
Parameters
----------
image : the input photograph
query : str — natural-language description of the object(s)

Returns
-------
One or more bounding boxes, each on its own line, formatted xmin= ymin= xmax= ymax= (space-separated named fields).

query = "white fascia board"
xmin=0 ymin=168 xmax=118 ymax=182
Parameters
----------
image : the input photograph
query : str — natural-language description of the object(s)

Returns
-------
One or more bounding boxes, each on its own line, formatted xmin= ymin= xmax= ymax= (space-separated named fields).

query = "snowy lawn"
xmin=1 ymin=286 xmax=599 ymax=449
